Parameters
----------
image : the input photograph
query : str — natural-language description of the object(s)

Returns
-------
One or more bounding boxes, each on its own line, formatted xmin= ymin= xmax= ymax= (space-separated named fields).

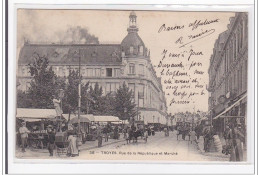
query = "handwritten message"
xmin=156 ymin=18 xmax=219 ymax=107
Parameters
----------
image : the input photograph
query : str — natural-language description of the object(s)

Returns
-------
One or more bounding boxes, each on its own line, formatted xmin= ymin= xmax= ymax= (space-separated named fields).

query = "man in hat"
xmin=19 ymin=122 xmax=30 ymax=152
xmin=47 ymin=125 xmax=56 ymax=156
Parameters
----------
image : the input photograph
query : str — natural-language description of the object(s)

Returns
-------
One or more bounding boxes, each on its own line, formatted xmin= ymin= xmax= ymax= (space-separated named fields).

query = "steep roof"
xmin=18 ymin=44 xmax=122 ymax=65
xmin=121 ymin=32 xmax=146 ymax=56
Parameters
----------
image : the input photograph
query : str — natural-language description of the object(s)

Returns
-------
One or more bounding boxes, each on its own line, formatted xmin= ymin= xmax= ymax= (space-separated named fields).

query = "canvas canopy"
xmin=69 ymin=116 xmax=91 ymax=124
xmin=16 ymin=108 xmax=57 ymax=121
xmin=85 ymin=115 xmax=120 ymax=122
xmin=62 ymin=114 xmax=120 ymax=123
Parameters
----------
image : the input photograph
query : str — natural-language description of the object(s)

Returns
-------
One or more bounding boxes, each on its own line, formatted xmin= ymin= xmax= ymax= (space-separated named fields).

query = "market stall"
xmin=16 ymin=108 xmax=57 ymax=149
xmin=85 ymin=115 xmax=121 ymax=140
xmin=68 ymin=116 xmax=91 ymax=143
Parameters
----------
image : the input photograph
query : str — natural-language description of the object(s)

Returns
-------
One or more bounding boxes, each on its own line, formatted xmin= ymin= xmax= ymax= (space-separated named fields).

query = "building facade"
xmin=208 ymin=13 xmax=248 ymax=134
xmin=17 ymin=11 xmax=168 ymax=125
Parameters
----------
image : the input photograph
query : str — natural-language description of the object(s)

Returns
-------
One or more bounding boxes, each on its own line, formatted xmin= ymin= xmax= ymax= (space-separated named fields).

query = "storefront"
xmin=213 ymin=93 xmax=247 ymax=146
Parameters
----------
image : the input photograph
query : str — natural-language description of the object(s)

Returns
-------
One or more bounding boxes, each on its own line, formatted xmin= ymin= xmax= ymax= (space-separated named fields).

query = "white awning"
xmin=219 ymin=116 xmax=244 ymax=118
xmin=92 ymin=116 xmax=120 ymax=122
xmin=16 ymin=108 xmax=57 ymax=121
xmin=213 ymin=93 xmax=247 ymax=120
xmin=60 ymin=114 xmax=119 ymax=122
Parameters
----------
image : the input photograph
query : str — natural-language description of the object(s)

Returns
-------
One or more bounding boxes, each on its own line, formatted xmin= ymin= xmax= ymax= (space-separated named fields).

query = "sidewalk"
xmin=16 ymin=137 xmax=126 ymax=159
xmin=196 ymin=136 xmax=230 ymax=159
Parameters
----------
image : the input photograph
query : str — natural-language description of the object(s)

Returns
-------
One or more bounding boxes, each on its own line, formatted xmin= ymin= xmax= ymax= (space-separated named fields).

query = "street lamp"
xmin=58 ymin=89 xmax=64 ymax=132
xmin=73 ymin=49 xmax=82 ymax=139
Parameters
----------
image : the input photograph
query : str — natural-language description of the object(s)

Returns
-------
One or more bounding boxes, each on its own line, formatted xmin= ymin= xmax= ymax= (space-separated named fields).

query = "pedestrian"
xmin=47 ymin=125 xmax=56 ymax=157
xmin=147 ymin=127 xmax=151 ymax=136
xmin=97 ymin=125 xmax=103 ymax=147
xmin=114 ymin=125 xmax=119 ymax=139
xmin=67 ymin=131 xmax=79 ymax=157
xmin=19 ymin=121 xmax=30 ymax=152
xmin=189 ymin=129 xmax=196 ymax=144
xmin=203 ymin=128 xmax=210 ymax=152
xmin=181 ymin=127 xmax=186 ymax=140
xmin=195 ymin=125 xmax=201 ymax=140
xmin=224 ymin=125 xmax=232 ymax=145
xmin=230 ymin=123 xmax=245 ymax=161
xmin=123 ymin=127 xmax=127 ymax=139
xmin=126 ymin=126 xmax=132 ymax=143
xmin=103 ymin=125 xmax=109 ymax=142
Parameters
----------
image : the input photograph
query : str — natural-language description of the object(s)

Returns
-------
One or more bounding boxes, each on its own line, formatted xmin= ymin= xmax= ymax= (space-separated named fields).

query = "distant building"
xmin=17 ymin=11 xmax=168 ymax=125
xmin=208 ymin=13 xmax=248 ymax=133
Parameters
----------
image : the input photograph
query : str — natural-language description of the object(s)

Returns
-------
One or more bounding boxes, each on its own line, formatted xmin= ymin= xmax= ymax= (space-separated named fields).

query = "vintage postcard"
xmin=15 ymin=9 xmax=249 ymax=162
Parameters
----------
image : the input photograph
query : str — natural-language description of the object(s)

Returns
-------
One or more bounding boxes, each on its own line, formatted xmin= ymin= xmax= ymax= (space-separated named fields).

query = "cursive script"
xmin=179 ymin=29 xmax=215 ymax=48
xmin=189 ymin=18 xmax=219 ymax=30
xmin=158 ymin=24 xmax=185 ymax=33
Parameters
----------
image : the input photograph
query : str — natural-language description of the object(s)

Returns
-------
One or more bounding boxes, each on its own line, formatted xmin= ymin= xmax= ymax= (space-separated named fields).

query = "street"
xmin=16 ymin=131 xmax=229 ymax=161
xmin=77 ymin=131 xmax=229 ymax=161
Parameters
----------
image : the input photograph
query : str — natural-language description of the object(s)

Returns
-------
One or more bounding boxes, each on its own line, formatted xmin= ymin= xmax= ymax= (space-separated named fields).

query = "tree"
xmin=88 ymin=83 xmax=105 ymax=115
xmin=17 ymin=90 xmax=33 ymax=108
xmin=62 ymin=69 xmax=89 ymax=115
xmin=114 ymin=82 xmax=137 ymax=121
xmin=27 ymin=53 xmax=57 ymax=108
xmin=102 ymin=93 xmax=116 ymax=115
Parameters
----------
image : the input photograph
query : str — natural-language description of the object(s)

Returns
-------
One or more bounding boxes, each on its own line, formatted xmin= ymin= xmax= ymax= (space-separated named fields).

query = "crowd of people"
xmin=175 ymin=121 xmax=245 ymax=162
xmin=223 ymin=123 xmax=245 ymax=161
xmin=17 ymin=121 xmax=124 ymax=157
xmin=18 ymin=116 xmax=245 ymax=161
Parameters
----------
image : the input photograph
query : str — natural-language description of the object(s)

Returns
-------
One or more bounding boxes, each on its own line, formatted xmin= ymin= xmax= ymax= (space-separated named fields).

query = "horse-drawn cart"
xmin=126 ymin=121 xmax=148 ymax=144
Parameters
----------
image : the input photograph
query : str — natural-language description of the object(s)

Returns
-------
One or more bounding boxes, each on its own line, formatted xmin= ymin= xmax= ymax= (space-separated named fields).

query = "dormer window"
xmin=130 ymin=46 xmax=134 ymax=54
xmin=139 ymin=45 xmax=143 ymax=55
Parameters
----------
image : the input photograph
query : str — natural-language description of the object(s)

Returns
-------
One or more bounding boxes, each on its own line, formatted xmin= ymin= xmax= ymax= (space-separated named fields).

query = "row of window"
xmin=214 ymin=59 xmax=247 ymax=103
xmin=225 ymin=60 xmax=247 ymax=94
xmin=129 ymin=63 xmax=145 ymax=75
xmin=211 ymin=16 xmax=248 ymax=102
xmin=20 ymin=64 xmax=146 ymax=77
xmin=21 ymin=79 xmax=164 ymax=111
xmin=20 ymin=67 xmax=122 ymax=78
xmin=210 ymin=16 xmax=247 ymax=87
xmin=129 ymin=45 xmax=144 ymax=55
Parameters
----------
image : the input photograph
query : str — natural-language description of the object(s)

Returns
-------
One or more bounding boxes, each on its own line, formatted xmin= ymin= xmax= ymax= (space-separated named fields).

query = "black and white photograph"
xmin=14 ymin=9 xmax=249 ymax=162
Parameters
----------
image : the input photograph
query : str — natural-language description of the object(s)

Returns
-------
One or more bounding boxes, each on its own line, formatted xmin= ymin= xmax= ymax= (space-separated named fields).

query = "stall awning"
xmin=92 ymin=116 xmax=120 ymax=122
xmin=16 ymin=108 xmax=57 ymax=121
xmin=62 ymin=114 xmax=119 ymax=123
xmin=219 ymin=116 xmax=244 ymax=118
xmin=69 ymin=116 xmax=91 ymax=124
xmin=213 ymin=93 xmax=247 ymax=120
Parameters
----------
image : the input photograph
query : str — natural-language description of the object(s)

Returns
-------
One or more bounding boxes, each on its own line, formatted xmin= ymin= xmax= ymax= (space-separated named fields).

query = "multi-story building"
xmin=208 ymin=12 xmax=248 ymax=134
xmin=17 ymin=11 xmax=168 ymax=125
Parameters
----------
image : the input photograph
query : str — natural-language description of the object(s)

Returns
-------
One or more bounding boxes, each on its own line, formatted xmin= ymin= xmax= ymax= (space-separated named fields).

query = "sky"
xmin=17 ymin=10 xmax=235 ymax=114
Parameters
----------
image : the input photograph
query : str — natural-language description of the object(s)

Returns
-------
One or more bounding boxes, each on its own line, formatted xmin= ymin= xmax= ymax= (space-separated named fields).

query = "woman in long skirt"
xmin=67 ymin=134 xmax=79 ymax=157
